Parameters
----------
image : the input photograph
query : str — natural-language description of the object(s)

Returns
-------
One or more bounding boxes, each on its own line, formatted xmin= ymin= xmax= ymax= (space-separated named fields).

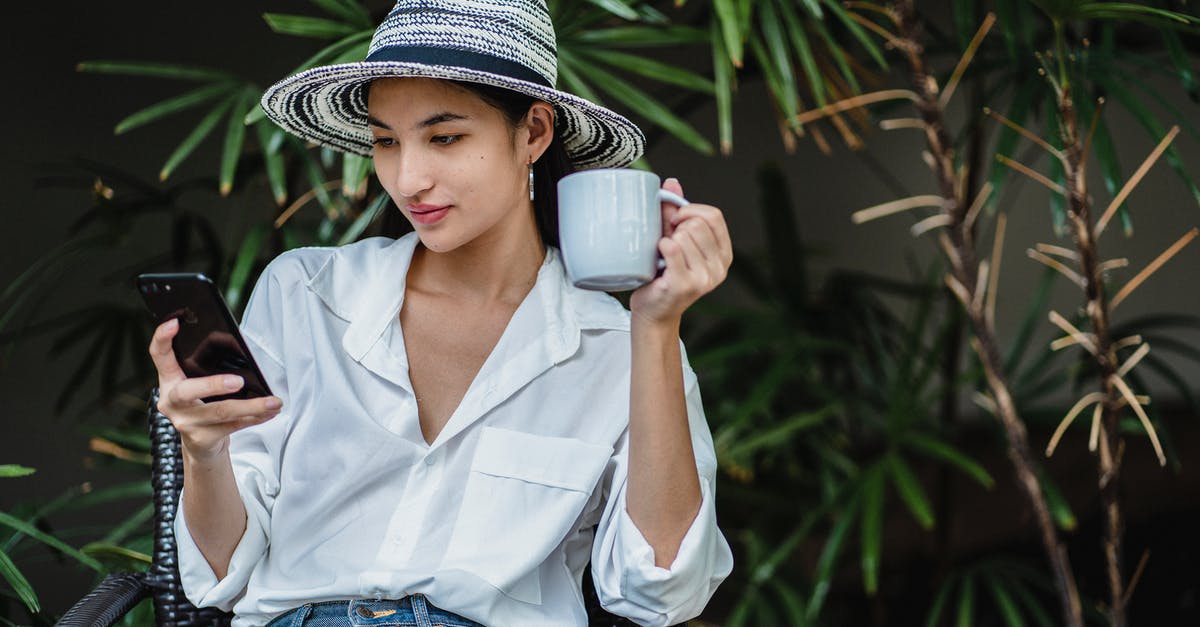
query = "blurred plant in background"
xmin=3 ymin=0 xmax=1199 ymax=625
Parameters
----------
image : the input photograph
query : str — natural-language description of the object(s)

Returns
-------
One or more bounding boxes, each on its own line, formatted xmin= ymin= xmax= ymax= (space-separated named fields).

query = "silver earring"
xmin=528 ymin=165 xmax=535 ymax=201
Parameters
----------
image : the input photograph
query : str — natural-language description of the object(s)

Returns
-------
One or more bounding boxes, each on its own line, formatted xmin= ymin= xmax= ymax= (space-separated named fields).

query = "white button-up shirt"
xmin=175 ymin=233 xmax=733 ymax=627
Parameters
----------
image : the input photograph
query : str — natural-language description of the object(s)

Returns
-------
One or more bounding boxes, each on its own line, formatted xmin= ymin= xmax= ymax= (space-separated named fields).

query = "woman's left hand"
xmin=630 ymin=177 xmax=733 ymax=324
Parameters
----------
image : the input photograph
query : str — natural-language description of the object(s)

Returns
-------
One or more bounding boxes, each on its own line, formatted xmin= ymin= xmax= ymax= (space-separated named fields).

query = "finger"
xmin=680 ymin=217 xmax=731 ymax=282
xmin=149 ymin=318 xmax=187 ymax=385
xmin=678 ymin=216 xmax=720 ymax=261
xmin=658 ymin=235 xmax=689 ymax=275
xmin=661 ymin=177 xmax=686 ymax=237
xmin=228 ymin=411 xmax=282 ymax=432
xmin=670 ymin=204 xmax=732 ymax=267
xmin=672 ymin=227 xmax=710 ymax=282
xmin=207 ymin=396 xmax=284 ymax=425
xmin=168 ymin=373 xmax=247 ymax=407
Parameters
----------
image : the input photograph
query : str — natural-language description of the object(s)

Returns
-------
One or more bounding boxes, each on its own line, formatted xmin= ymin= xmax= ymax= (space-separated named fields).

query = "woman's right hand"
xmin=149 ymin=317 xmax=284 ymax=461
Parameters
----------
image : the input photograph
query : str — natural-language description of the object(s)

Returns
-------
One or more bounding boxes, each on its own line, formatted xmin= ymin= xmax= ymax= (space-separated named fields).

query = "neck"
xmin=408 ymin=206 xmax=546 ymax=305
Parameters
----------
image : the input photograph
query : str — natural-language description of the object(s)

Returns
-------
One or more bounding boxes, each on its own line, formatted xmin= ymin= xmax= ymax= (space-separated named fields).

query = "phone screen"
xmin=137 ymin=273 xmax=273 ymax=402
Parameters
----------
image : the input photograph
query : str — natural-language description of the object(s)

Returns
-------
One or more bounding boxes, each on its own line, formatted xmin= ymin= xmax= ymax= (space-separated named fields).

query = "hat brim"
xmin=260 ymin=61 xmax=645 ymax=170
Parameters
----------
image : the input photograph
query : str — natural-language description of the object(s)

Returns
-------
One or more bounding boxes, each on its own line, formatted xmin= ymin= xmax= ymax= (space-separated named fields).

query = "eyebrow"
xmin=367 ymin=112 xmax=469 ymax=131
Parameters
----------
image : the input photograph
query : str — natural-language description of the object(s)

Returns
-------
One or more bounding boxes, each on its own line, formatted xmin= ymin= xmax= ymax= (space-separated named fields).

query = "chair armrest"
xmin=57 ymin=572 xmax=152 ymax=627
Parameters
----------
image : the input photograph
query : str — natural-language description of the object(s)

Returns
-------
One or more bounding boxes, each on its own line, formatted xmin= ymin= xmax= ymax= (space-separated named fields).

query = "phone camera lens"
xmin=151 ymin=284 xmax=158 ymax=293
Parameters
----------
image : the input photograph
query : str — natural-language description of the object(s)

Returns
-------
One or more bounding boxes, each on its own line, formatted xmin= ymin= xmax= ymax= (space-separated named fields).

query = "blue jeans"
xmin=264 ymin=595 xmax=486 ymax=627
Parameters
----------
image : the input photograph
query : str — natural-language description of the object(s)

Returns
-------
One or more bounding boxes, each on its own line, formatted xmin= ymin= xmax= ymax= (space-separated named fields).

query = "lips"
xmin=407 ymin=203 xmax=451 ymax=225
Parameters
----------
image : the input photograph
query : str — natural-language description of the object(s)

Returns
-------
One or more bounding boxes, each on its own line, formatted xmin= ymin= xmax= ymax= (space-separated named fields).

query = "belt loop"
xmin=290 ymin=603 xmax=314 ymax=627
xmin=410 ymin=594 xmax=432 ymax=627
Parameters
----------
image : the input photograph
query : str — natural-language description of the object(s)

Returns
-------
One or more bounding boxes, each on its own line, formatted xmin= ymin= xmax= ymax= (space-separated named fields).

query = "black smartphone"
xmin=136 ymin=273 xmax=273 ymax=402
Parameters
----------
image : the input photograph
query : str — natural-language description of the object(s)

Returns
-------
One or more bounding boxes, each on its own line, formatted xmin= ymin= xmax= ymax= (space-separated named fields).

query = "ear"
xmin=521 ymin=101 xmax=555 ymax=163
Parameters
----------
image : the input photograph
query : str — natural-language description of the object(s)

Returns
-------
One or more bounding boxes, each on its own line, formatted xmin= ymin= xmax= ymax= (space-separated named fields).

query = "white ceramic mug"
xmin=557 ymin=169 xmax=688 ymax=291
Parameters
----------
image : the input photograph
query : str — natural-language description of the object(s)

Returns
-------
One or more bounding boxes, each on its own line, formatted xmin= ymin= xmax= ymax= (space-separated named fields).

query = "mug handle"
xmin=655 ymin=189 xmax=689 ymax=271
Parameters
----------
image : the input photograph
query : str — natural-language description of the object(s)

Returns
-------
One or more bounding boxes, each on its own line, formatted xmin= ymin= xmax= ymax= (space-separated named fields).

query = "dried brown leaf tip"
xmin=92 ymin=177 xmax=114 ymax=201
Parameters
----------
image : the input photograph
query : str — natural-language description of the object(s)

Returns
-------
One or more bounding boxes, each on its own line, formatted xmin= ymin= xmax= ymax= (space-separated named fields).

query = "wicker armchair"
xmin=58 ymin=390 xmax=636 ymax=626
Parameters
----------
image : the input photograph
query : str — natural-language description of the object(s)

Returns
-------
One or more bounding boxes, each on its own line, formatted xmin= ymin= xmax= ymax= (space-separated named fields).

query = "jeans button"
xmin=355 ymin=605 xmax=374 ymax=618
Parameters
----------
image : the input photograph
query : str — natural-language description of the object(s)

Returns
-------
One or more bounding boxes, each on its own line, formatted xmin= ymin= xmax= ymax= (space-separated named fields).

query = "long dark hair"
xmin=378 ymin=81 xmax=575 ymax=247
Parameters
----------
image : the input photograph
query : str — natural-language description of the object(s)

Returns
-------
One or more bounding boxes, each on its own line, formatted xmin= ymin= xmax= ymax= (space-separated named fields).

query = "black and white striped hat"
xmin=260 ymin=0 xmax=645 ymax=169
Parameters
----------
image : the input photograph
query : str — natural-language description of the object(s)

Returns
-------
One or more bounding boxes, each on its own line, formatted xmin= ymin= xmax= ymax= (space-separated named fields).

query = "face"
xmin=367 ymin=77 xmax=545 ymax=254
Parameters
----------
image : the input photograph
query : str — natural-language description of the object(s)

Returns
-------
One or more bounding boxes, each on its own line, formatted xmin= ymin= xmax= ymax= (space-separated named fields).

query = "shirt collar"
xmin=303 ymin=233 xmax=631 ymax=365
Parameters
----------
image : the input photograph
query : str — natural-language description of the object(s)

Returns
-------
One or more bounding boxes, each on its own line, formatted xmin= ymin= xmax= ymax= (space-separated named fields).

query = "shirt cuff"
xmin=608 ymin=478 xmax=732 ymax=623
xmin=174 ymin=488 xmax=269 ymax=611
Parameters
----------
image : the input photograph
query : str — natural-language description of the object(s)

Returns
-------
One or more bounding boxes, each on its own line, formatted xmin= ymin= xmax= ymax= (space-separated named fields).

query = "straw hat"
xmin=260 ymin=0 xmax=645 ymax=169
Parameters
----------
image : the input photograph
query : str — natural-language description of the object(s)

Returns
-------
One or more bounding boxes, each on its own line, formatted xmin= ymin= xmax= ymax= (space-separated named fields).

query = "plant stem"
xmin=892 ymin=3 xmax=1084 ymax=625
xmin=1058 ymin=82 xmax=1128 ymax=627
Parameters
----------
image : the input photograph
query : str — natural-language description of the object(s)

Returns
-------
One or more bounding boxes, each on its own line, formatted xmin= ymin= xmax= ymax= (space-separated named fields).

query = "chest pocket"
xmin=440 ymin=426 xmax=613 ymax=606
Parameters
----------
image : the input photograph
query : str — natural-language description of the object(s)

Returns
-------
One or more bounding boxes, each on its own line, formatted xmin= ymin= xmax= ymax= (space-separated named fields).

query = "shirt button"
xmin=425 ymin=453 xmax=436 ymax=466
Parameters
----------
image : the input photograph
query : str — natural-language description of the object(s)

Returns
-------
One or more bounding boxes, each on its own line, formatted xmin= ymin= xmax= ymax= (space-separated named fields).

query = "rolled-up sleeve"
xmin=591 ymin=362 xmax=733 ymax=626
xmin=173 ymin=260 xmax=294 ymax=610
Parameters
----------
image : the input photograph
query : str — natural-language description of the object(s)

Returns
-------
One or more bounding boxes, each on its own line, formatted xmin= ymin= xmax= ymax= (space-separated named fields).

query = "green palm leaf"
xmin=76 ymin=60 xmax=235 ymax=82
xmin=569 ymin=25 xmax=708 ymax=47
xmin=263 ymin=13 xmax=359 ymax=39
xmin=807 ymin=495 xmax=858 ymax=619
xmin=308 ymin=0 xmax=373 ymax=28
xmin=569 ymin=57 xmax=714 ymax=154
xmin=159 ymin=93 xmax=238 ymax=181
xmin=585 ymin=0 xmax=639 ymax=21
xmin=114 ymin=82 xmax=236 ymax=135
xmin=220 ymin=89 xmax=258 ymax=196
xmin=819 ymin=0 xmax=887 ymax=69
xmin=711 ymin=19 xmax=736 ymax=154
xmin=887 ymin=453 xmax=935 ymax=530
xmin=860 ymin=464 xmax=885 ymax=595
xmin=575 ymin=48 xmax=715 ymax=93
xmin=955 ymin=574 xmax=976 ymax=627
xmin=987 ymin=573 xmax=1026 ymax=627
xmin=904 ymin=433 xmax=994 ymax=488
xmin=1073 ymin=3 xmax=1200 ymax=33
xmin=225 ymin=224 xmax=269 ymax=311
xmin=712 ymin=0 xmax=746 ymax=67
xmin=255 ymin=121 xmax=289 ymax=206
xmin=0 ymin=466 xmax=35 ymax=479
xmin=758 ymin=0 xmax=799 ymax=121
xmin=0 ymin=549 xmax=37 ymax=613
xmin=338 ymin=191 xmax=391 ymax=246
xmin=0 ymin=512 xmax=103 ymax=572
xmin=779 ymin=0 xmax=827 ymax=108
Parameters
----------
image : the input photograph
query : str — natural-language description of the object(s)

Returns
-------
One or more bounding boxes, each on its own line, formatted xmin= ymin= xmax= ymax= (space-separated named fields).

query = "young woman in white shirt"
xmin=146 ymin=2 xmax=734 ymax=626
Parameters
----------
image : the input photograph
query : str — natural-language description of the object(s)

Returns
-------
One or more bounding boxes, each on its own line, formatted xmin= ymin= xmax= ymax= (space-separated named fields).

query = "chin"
xmin=412 ymin=226 xmax=470 ymax=254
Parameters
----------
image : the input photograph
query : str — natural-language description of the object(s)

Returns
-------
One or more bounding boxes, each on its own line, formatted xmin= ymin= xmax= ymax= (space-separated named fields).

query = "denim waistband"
xmin=264 ymin=595 xmax=486 ymax=627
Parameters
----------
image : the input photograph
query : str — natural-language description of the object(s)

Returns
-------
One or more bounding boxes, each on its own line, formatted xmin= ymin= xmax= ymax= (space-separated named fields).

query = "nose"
xmin=393 ymin=148 xmax=433 ymax=199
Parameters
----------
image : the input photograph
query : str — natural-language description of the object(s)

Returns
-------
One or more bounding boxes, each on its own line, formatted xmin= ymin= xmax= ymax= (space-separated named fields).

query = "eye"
xmin=431 ymin=134 xmax=463 ymax=146
xmin=371 ymin=137 xmax=395 ymax=147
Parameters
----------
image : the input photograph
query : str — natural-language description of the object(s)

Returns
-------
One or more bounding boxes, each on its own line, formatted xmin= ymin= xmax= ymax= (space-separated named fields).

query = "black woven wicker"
xmin=146 ymin=389 xmax=234 ymax=627
xmin=56 ymin=572 xmax=151 ymax=627
xmin=582 ymin=565 xmax=640 ymax=627
xmin=59 ymin=389 xmax=639 ymax=626
xmin=58 ymin=391 xmax=234 ymax=627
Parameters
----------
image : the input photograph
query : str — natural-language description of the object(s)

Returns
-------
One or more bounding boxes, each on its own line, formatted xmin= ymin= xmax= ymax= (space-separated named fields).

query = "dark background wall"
xmin=3 ymin=1 xmax=1199 ymax=617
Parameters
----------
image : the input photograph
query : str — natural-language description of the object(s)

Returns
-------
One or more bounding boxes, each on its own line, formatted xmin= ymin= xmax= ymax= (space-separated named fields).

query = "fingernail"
xmin=167 ymin=318 xmax=179 ymax=329
xmin=264 ymin=397 xmax=282 ymax=410
xmin=224 ymin=375 xmax=244 ymax=390
xmin=666 ymin=177 xmax=679 ymax=185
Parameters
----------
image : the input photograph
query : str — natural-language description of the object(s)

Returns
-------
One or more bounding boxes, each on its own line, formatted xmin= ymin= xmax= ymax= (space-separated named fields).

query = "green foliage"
xmin=924 ymin=558 xmax=1058 ymax=627
xmin=0 ymin=466 xmax=121 ymax=618
xmin=5 ymin=0 xmax=1200 ymax=624
xmin=688 ymin=163 xmax=1006 ymax=621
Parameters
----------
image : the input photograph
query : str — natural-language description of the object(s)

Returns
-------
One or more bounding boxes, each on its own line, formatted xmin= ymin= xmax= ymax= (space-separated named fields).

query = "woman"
xmin=148 ymin=1 xmax=733 ymax=626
